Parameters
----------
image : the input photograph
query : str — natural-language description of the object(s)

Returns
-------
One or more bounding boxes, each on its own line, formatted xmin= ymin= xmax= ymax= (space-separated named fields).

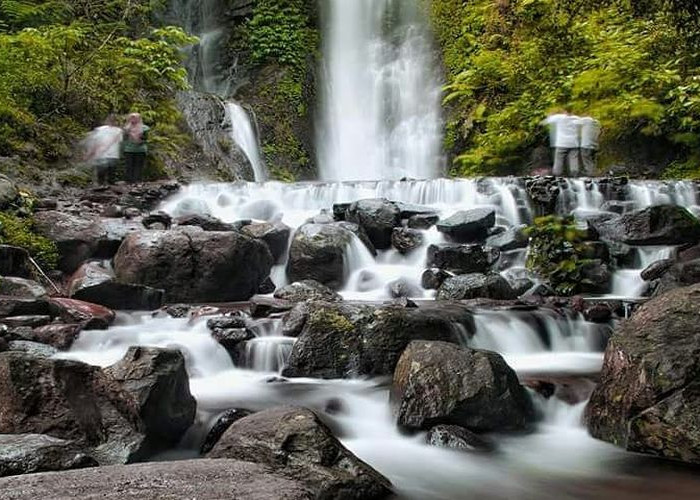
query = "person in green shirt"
xmin=123 ymin=113 xmax=150 ymax=183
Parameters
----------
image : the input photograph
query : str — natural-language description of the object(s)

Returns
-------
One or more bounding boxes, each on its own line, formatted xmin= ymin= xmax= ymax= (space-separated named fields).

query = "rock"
xmin=0 ymin=315 xmax=51 ymax=328
xmin=273 ymin=280 xmax=342 ymax=303
xmin=601 ymin=200 xmax=636 ymax=215
xmin=29 ymin=324 xmax=83 ymax=350
xmin=35 ymin=198 xmax=58 ymax=211
xmin=0 ymin=459 xmax=314 ymax=500
xmin=653 ymin=259 xmax=700 ymax=296
xmin=174 ymin=213 xmax=235 ymax=231
xmin=525 ymin=177 xmax=560 ymax=216
xmin=580 ymin=241 xmax=611 ymax=263
xmin=281 ymin=303 xmax=309 ymax=337
xmin=426 ymin=425 xmax=496 ymax=453
xmin=211 ymin=328 xmax=255 ymax=363
xmin=159 ymin=304 xmax=192 ymax=318
xmin=200 ymin=409 xmax=254 ymax=454
xmin=0 ymin=434 xmax=97 ymax=477
xmin=0 ymin=277 xmax=47 ymax=299
xmin=585 ymin=285 xmax=700 ymax=464
xmin=114 ymin=229 xmax=273 ymax=303
xmin=395 ymin=202 xmax=436 ymax=219
xmin=206 ymin=315 xmax=248 ymax=330
xmin=105 ymin=347 xmax=196 ymax=453
xmin=249 ymin=296 xmax=293 ymax=318
xmin=391 ymin=341 xmax=533 ymax=432
xmin=286 ymin=223 xmax=354 ymax=289
xmin=0 ymin=352 xmax=145 ymax=464
xmin=7 ymin=341 xmax=58 ymax=358
xmin=386 ymin=297 xmax=419 ymax=308
xmin=335 ymin=221 xmax=377 ymax=255
xmin=282 ymin=302 xmax=470 ymax=379
xmin=427 ymin=243 xmax=498 ymax=274
xmin=436 ymin=208 xmax=495 ymax=243
xmin=123 ymin=207 xmax=141 ymax=219
xmin=258 ymin=276 xmax=276 ymax=294
xmin=582 ymin=303 xmax=613 ymax=323
xmin=206 ymin=406 xmax=392 ymax=498
xmin=407 ymin=213 xmax=439 ymax=229
xmin=102 ymin=205 xmax=124 ymax=218
xmin=421 ymin=268 xmax=452 ymax=290
xmin=306 ymin=210 xmax=334 ymax=225
xmin=0 ymin=245 xmax=33 ymax=279
xmin=49 ymin=297 xmax=115 ymax=330
xmin=0 ymin=174 xmax=19 ymax=209
xmin=387 ymin=278 xmax=422 ymax=298
xmin=141 ymin=211 xmax=172 ymax=230
xmin=0 ymin=297 xmax=50 ymax=318
xmin=242 ymin=222 xmax=291 ymax=263
xmin=391 ymin=227 xmax=424 ymax=254
xmin=346 ymin=198 xmax=401 ymax=250
xmin=485 ymin=225 xmax=528 ymax=251
xmin=591 ymin=205 xmax=700 ymax=246
xmin=577 ymin=260 xmax=612 ymax=294
xmin=523 ymin=376 xmax=597 ymax=405
xmin=641 ymin=258 xmax=675 ymax=281
xmin=437 ymin=273 xmax=518 ymax=301
xmin=332 ymin=202 xmax=350 ymax=221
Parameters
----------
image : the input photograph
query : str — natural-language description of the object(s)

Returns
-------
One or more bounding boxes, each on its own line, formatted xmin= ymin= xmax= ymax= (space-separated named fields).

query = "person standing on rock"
xmin=541 ymin=111 xmax=581 ymax=176
xmin=575 ymin=116 xmax=601 ymax=176
xmin=85 ymin=115 xmax=122 ymax=185
xmin=123 ymin=113 xmax=150 ymax=183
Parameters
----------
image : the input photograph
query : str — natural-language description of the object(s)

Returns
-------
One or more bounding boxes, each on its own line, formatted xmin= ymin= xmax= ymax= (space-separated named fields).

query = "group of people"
xmin=542 ymin=111 xmax=601 ymax=177
xmin=84 ymin=113 xmax=150 ymax=185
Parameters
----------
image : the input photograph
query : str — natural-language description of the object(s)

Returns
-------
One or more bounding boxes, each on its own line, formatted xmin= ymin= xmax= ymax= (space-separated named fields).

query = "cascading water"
xmin=225 ymin=102 xmax=268 ymax=182
xmin=317 ymin=0 xmax=443 ymax=181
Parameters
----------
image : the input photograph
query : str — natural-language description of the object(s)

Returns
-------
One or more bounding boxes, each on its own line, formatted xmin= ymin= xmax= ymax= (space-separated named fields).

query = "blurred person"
xmin=84 ymin=115 xmax=122 ymax=185
xmin=575 ymin=116 xmax=601 ymax=176
xmin=541 ymin=111 xmax=581 ymax=176
xmin=123 ymin=113 xmax=150 ymax=183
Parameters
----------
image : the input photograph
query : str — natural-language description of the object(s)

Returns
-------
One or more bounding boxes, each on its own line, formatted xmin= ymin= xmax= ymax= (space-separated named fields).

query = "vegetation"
xmin=0 ymin=0 xmax=195 ymax=179
xmin=431 ymin=0 xmax=700 ymax=177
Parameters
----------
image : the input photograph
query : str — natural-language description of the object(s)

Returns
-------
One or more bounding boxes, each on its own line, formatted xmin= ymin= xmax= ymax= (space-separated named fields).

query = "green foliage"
xmin=525 ymin=215 xmax=594 ymax=295
xmin=0 ymin=211 xmax=58 ymax=270
xmin=432 ymin=0 xmax=700 ymax=176
xmin=309 ymin=308 xmax=355 ymax=334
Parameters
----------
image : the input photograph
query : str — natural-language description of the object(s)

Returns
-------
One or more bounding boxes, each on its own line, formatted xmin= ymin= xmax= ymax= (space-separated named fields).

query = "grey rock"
xmin=0 ymin=434 xmax=96 ymax=477
xmin=436 ymin=208 xmax=495 ymax=243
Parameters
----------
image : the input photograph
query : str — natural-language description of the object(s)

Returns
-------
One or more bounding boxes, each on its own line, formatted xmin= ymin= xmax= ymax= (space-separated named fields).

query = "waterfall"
xmin=317 ymin=0 xmax=443 ymax=181
xmin=225 ymin=102 xmax=268 ymax=182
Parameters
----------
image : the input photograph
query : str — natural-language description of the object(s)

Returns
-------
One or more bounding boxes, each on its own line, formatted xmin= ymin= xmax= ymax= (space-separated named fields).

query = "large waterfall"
xmin=317 ymin=0 xmax=444 ymax=181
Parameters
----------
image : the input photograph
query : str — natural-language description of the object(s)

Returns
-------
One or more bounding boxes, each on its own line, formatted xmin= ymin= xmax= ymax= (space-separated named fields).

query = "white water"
xmin=317 ymin=0 xmax=443 ymax=181
xmin=225 ymin=102 xmax=268 ymax=182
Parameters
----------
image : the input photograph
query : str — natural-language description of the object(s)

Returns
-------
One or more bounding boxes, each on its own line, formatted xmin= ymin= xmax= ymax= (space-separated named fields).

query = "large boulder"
xmin=200 ymin=409 xmax=254 ymax=454
xmin=0 ymin=297 xmax=50 ymax=318
xmin=346 ymin=199 xmax=401 ymax=250
xmin=651 ymin=258 xmax=700 ymax=296
xmin=591 ymin=205 xmax=700 ymax=246
xmin=33 ymin=211 xmax=105 ymax=273
xmin=0 ymin=434 xmax=97 ymax=477
xmin=0 ymin=352 xmax=145 ymax=465
xmin=436 ymin=208 xmax=495 ymax=243
xmin=282 ymin=302 xmax=471 ymax=379
xmin=585 ymin=285 xmax=700 ymax=464
xmin=174 ymin=213 xmax=235 ymax=232
xmin=286 ymin=223 xmax=354 ymax=289
xmin=437 ymin=274 xmax=518 ymax=301
xmin=273 ymin=280 xmax=342 ymax=303
xmin=207 ymin=406 xmax=392 ymax=499
xmin=485 ymin=225 xmax=528 ymax=251
xmin=391 ymin=341 xmax=533 ymax=432
xmin=0 ymin=277 xmax=47 ymax=298
xmin=114 ymin=228 xmax=273 ymax=303
xmin=241 ymin=221 xmax=291 ymax=263
xmin=427 ymin=244 xmax=498 ymax=274
xmin=68 ymin=262 xmax=164 ymax=311
xmin=49 ymin=297 xmax=115 ymax=329
xmin=391 ymin=227 xmax=424 ymax=254
xmin=29 ymin=324 xmax=83 ymax=350
xmin=105 ymin=347 xmax=196 ymax=453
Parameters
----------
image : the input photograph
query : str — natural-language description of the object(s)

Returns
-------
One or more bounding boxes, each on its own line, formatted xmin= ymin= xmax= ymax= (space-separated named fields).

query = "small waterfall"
xmin=241 ymin=319 xmax=295 ymax=373
xmin=608 ymin=246 xmax=674 ymax=299
xmin=628 ymin=180 xmax=699 ymax=209
xmin=225 ymin=102 xmax=268 ymax=182
xmin=317 ymin=0 xmax=443 ymax=181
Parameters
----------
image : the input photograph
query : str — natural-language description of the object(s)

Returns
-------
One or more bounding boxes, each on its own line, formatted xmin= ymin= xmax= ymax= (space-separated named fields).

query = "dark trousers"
xmin=95 ymin=158 xmax=118 ymax=185
xmin=124 ymin=152 xmax=146 ymax=183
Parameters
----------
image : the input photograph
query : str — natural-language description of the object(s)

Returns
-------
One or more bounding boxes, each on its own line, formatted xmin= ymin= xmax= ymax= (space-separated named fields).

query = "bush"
xmin=0 ymin=212 xmax=59 ymax=270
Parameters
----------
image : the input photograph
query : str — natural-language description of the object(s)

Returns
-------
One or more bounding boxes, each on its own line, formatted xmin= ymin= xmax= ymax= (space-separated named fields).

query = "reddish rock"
xmin=49 ymin=298 xmax=115 ymax=330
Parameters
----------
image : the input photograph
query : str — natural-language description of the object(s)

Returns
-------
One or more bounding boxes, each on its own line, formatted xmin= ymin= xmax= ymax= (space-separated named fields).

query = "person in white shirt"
xmin=541 ymin=111 xmax=581 ymax=176
xmin=85 ymin=115 xmax=123 ymax=185
xmin=575 ymin=116 xmax=601 ymax=176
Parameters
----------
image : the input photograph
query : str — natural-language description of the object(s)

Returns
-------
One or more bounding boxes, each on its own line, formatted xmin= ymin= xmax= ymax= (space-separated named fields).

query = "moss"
xmin=0 ymin=212 xmax=58 ymax=270
xmin=309 ymin=308 xmax=355 ymax=335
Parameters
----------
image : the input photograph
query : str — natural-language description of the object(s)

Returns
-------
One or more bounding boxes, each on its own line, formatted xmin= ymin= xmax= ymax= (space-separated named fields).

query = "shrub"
xmin=0 ymin=212 xmax=59 ymax=270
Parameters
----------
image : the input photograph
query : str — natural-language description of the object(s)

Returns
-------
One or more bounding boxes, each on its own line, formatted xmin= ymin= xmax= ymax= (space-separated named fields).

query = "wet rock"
xmin=281 ymin=302 xmax=309 ymax=337
xmin=335 ymin=221 xmax=377 ymax=256
xmin=392 ymin=341 xmax=533 ymax=432
xmin=387 ymin=278 xmax=422 ymax=298
xmin=653 ymin=259 xmax=700 ymax=296
xmin=608 ymin=241 xmax=636 ymax=267
xmin=524 ymin=376 xmax=597 ymax=405
xmin=0 ymin=315 xmax=51 ymax=328
xmin=29 ymin=324 xmax=83 ymax=350
xmin=640 ymin=258 xmax=675 ymax=282
xmin=0 ymin=352 xmax=145 ymax=465
xmin=49 ymin=297 xmax=115 ymax=330
xmin=0 ymin=277 xmax=47 ymax=299
xmin=0 ymin=297 xmax=50 ymax=318
xmin=159 ymin=303 xmax=192 ymax=318
xmin=346 ymin=198 xmax=401 ymax=250
xmin=436 ymin=208 xmax=495 ymax=243
xmin=407 ymin=213 xmax=439 ymax=229
xmin=200 ymin=409 xmax=254 ymax=454
xmin=273 ymin=279 xmax=342 ymax=303
xmin=332 ymin=202 xmax=351 ymax=221
xmin=396 ymin=202 xmax=436 ymax=219
xmin=282 ymin=302 xmax=470 ymax=379
xmin=174 ymin=213 xmax=235 ymax=232
xmin=105 ymin=347 xmax=196 ymax=454
xmin=391 ymin=227 xmax=424 ymax=254
xmin=101 ymin=205 xmax=124 ymax=218
xmin=114 ymin=229 xmax=273 ymax=303
xmin=601 ymin=200 xmax=636 ymax=215
xmin=249 ymin=296 xmax=293 ymax=318
xmin=141 ymin=211 xmax=172 ymax=230
xmin=577 ymin=260 xmax=612 ymax=294
xmin=427 ymin=243 xmax=498 ymax=274
xmin=0 ymin=434 xmax=97 ymax=477
xmin=426 ymin=425 xmax=496 ymax=453
xmin=485 ymin=225 xmax=528 ymax=252
xmin=206 ymin=406 xmax=392 ymax=499
xmin=582 ymin=303 xmax=613 ymax=323
xmin=421 ymin=268 xmax=452 ymax=290
xmin=286 ymin=223 xmax=354 ymax=289
xmin=525 ymin=177 xmax=560 ymax=217
xmin=206 ymin=314 xmax=248 ymax=330
xmin=0 ymin=245 xmax=33 ymax=279
xmin=585 ymin=285 xmax=700 ymax=464
xmin=591 ymin=205 xmax=700 ymax=246
xmin=386 ymin=297 xmax=419 ymax=308
xmin=242 ymin=221 xmax=291 ymax=263
xmin=580 ymin=241 xmax=611 ymax=263
xmin=35 ymin=198 xmax=58 ymax=211
xmin=437 ymin=273 xmax=518 ymax=301
xmin=258 ymin=276 xmax=276 ymax=294
xmin=211 ymin=328 xmax=255 ymax=363
xmin=306 ymin=210 xmax=334 ymax=225
xmin=7 ymin=341 xmax=58 ymax=358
